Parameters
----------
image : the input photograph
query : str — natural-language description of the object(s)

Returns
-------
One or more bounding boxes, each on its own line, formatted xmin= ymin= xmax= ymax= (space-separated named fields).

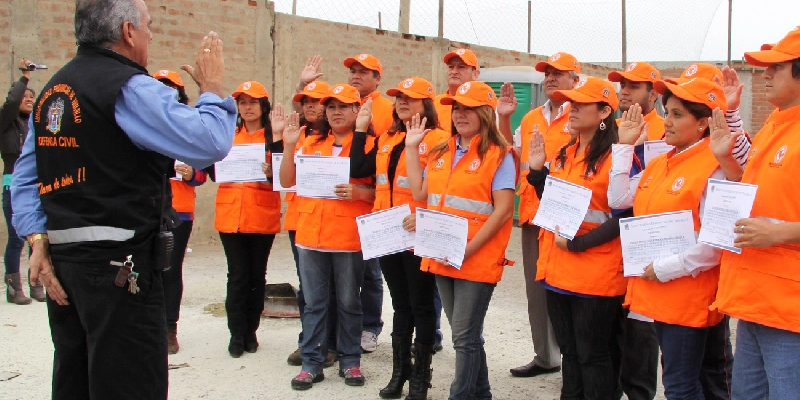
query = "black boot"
xmin=405 ymin=342 xmax=433 ymax=400
xmin=379 ymin=335 xmax=412 ymax=399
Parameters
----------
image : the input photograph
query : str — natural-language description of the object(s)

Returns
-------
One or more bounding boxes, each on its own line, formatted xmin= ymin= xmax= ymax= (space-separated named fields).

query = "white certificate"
xmin=698 ymin=179 xmax=758 ymax=254
xmin=414 ymin=209 xmax=468 ymax=269
xmin=171 ymin=160 xmax=185 ymax=181
xmin=643 ymin=140 xmax=674 ymax=165
xmin=214 ymin=144 xmax=267 ymax=183
xmin=295 ymin=155 xmax=350 ymax=199
xmin=357 ymin=205 xmax=415 ymax=260
xmin=533 ymin=176 xmax=592 ymax=240
xmin=271 ymin=153 xmax=296 ymax=192
xmin=619 ymin=210 xmax=696 ymax=277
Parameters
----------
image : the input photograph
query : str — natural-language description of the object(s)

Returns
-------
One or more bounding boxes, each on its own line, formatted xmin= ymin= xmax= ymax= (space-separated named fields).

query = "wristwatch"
xmin=27 ymin=233 xmax=48 ymax=245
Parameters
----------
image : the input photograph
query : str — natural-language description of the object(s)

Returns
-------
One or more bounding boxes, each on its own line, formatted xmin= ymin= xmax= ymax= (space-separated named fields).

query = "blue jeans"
xmin=361 ymin=258 xmax=384 ymax=335
xmin=298 ymin=248 xmax=365 ymax=374
xmin=732 ymin=319 xmax=800 ymax=400
xmin=436 ymin=275 xmax=495 ymax=400
xmin=288 ymin=231 xmax=337 ymax=351
xmin=2 ymin=185 xmax=24 ymax=275
xmin=654 ymin=321 xmax=715 ymax=400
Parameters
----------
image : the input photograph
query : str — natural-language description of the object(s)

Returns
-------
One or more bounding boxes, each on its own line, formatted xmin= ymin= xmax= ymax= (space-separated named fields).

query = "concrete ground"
xmin=0 ymin=227 xmax=668 ymax=399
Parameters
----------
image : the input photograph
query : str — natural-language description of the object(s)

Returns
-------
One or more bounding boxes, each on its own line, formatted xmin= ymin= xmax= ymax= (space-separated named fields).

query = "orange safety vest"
xmin=712 ymin=104 xmax=800 ymax=333
xmin=616 ymin=109 xmax=665 ymax=141
xmin=373 ymin=128 xmax=450 ymax=212
xmin=536 ymin=139 xmax=626 ymax=296
xmin=171 ymin=179 xmax=197 ymax=214
xmin=422 ymin=135 xmax=514 ymax=284
xmin=283 ymin=130 xmax=308 ymax=232
xmin=434 ymin=92 xmax=454 ymax=134
xmin=517 ymin=104 xmax=573 ymax=225
xmin=214 ymin=127 xmax=282 ymax=234
xmin=364 ymin=91 xmax=394 ymax=137
xmin=294 ymin=131 xmax=375 ymax=251
xmin=626 ymin=138 xmax=723 ymax=327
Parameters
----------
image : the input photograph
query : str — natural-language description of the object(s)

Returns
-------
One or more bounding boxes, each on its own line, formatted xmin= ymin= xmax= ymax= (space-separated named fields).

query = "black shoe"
xmin=244 ymin=333 xmax=259 ymax=353
xmin=339 ymin=366 xmax=366 ymax=386
xmin=509 ymin=361 xmax=561 ymax=377
xmin=291 ymin=370 xmax=325 ymax=390
xmin=228 ymin=336 xmax=244 ymax=358
xmin=379 ymin=335 xmax=412 ymax=399
xmin=406 ymin=342 xmax=434 ymax=400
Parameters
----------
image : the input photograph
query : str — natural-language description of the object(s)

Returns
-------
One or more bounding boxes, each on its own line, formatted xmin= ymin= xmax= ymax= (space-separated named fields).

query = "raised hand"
xmin=300 ymin=55 xmax=324 ymax=85
xmin=404 ymin=113 xmax=431 ymax=148
xmin=528 ymin=131 xmax=547 ymax=170
xmin=497 ymin=82 xmax=518 ymax=117
xmin=356 ymin=98 xmax=373 ymax=132
xmin=709 ymin=107 xmax=743 ymax=159
xmin=270 ymin=103 xmax=287 ymax=136
xmin=283 ymin=112 xmax=305 ymax=146
xmin=617 ymin=103 xmax=647 ymax=145
xmin=722 ymin=65 xmax=743 ymax=111
xmin=182 ymin=31 xmax=225 ymax=98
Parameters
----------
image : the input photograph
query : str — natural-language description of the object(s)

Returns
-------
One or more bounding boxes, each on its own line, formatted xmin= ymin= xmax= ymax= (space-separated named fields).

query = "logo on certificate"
xmin=418 ymin=142 xmax=427 ymax=154
xmin=469 ymin=158 xmax=480 ymax=171
xmin=771 ymin=145 xmax=787 ymax=167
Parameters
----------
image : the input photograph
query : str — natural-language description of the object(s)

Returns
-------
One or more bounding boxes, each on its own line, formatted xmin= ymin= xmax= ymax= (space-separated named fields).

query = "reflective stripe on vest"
xmin=396 ymin=176 xmax=411 ymax=189
xmin=48 ymin=226 xmax=136 ymax=244
xmin=428 ymin=193 xmax=441 ymax=207
xmin=376 ymin=174 xmax=389 ymax=185
xmin=445 ymin=195 xmax=494 ymax=215
xmin=584 ymin=209 xmax=612 ymax=224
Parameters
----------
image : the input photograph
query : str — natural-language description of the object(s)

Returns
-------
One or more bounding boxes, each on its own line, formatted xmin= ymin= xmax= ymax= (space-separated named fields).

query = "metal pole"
xmin=399 ymin=0 xmax=411 ymax=34
xmin=727 ymin=0 xmax=733 ymax=66
xmin=527 ymin=0 xmax=532 ymax=53
xmin=621 ymin=0 xmax=627 ymax=68
xmin=292 ymin=0 xmax=297 ymax=15
xmin=379 ymin=12 xmax=383 ymax=30
xmin=438 ymin=0 xmax=444 ymax=38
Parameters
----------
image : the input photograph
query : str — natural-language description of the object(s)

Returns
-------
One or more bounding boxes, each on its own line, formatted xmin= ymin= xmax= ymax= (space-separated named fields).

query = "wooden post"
xmin=621 ymin=0 xmax=627 ymax=68
xmin=727 ymin=0 xmax=733 ymax=66
xmin=399 ymin=0 xmax=411 ymax=34
xmin=438 ymin=0 xmax=444 ymax=38
xmin=527 ymin=0 xmax=532 ymax=53
xmin=292 ymin=0 xmax=297 ymax=15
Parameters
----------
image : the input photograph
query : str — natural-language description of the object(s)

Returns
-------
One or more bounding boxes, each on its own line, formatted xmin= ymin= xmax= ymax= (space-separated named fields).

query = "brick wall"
xmin=0 ymin=0 xmax=779 ymax=244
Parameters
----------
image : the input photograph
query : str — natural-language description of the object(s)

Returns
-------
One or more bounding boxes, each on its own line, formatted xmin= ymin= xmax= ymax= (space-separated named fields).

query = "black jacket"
xmin=0 ymin=76 xmax=30 ymax=175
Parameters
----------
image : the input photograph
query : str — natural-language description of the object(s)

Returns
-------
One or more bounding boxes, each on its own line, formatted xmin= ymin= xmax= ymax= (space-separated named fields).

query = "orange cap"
xmin=232 ymin=81 xmax=269 ymax=99
xmin=153 ymin=70 xmax=184 ymax=87
xmin=292 ymin=81 xmax=331 ymax=103
xmin=744 ymin=27 xmax=800 ymax=67
xmin=343 ymin=53 xmax=383 ymax=74
xmin=319 ymin=83 xmax=362 ymax=105
xmin=608 ymin=62 xmax=661 ymax=83
xmin=439 ymin=81 xmax=498 ymax=110
xmin=552 ymin=77 xmax=619 ymax=110
xmin=655 ymin=77 xmax=727 ymax=112
xmin=386 ymin=77 xmax=435 ymax=100
xmin=535 ymin=52 xmax=581 ymax=74
xmin=443 ymin=48 xmax=478 ymax=67
xmin=667 ymin=63 xmax=723 ymax=86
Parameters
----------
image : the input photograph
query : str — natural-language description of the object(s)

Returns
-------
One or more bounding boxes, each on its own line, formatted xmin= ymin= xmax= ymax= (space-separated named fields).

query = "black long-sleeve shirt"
xmin=0 ymin=76 xmax=30 ymax=175
xmin=526 ymin=166 xmax=632 ymax=252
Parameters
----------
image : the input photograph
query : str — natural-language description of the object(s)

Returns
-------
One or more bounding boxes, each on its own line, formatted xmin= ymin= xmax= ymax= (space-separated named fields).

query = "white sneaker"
xmin=360 ymin=331 xmax=378 ymax=353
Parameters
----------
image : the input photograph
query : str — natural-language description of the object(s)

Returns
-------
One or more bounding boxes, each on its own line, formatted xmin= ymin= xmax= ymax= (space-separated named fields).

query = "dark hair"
xmin=156 ymin=78 xmax=189 ymax=105
xmin=793 ymin=57 xmax=800 ymax=78
xmin=661 ymin=89 xmax=712 ymax=137
xmin=430 ymin=104 xmax=509 ymax=162
xmin=645 ymin=82 xmax=654 ymax=91
xmin=235 ymin=96 xmax=274 ymax=146
xmin=25 ymin=88 xmax=35 ymax=97
xmin=555 ymin=102 xmax=618 ymax=176
xmin=311 ymin=98 xmax=374 ymax=143
xmin=75 ymin=0 xmax=141 ymax=46
xmin=387 ymin=98 xmax=439 ymax=135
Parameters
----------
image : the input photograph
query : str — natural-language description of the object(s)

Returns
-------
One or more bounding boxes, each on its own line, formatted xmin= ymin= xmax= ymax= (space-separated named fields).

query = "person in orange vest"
xmin=435 ymin=49 xmax=480 ymax=134
xmin=215 ymin=81 xmax=282 ymax=358
xmin=405 ymin=81 xmax=516 ymax=399
xmin=280 ymin=83 xmax=375 ymax=390
xmin=344 ymin=53 xmax=391 ymax=352
xmin=350 ymin=77 xmax=449 ymax=399
xmin=281 ymin=80 xmax=338 ymax=369
xmin=152 ymin=70 xmax=209 ymax=355
xmin=610 ymin=78 xmax=744 ymax=399
xmin=710 ymin=28 xmax=800 ymax=399
xmin=509 ymin=51 xmax=580 ymax=379
xmin=526 ymin=77 xmax=631 ymax=399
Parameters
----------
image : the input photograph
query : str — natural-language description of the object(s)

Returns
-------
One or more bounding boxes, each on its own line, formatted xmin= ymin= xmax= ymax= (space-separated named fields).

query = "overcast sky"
xmin=273 ymin=0 xmax=798 ymax=63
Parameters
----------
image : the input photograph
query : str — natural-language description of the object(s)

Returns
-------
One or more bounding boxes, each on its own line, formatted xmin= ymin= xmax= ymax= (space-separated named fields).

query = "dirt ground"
xmin=0 ymin=227 xmax=671 ymax=399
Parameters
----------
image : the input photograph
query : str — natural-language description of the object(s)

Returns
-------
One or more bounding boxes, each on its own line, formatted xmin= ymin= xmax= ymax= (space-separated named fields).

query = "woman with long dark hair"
xmin=350 ymin=77 xmax=449 ymax=399
xmin=527 ymin=77 xmax=632 ymax=399
xmin=215 ymin=81 xmax=282 ymax=357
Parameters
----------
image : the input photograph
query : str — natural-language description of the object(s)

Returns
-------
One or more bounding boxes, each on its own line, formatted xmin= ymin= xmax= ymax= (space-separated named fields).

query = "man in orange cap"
xmin=709 ymin=27 xmax=800 ymax=400
xmin=343 ymin=53 xmax=390 ymax=353
xmin=609 ymin=62 xmax=664 ymax=142
xmin=436 ymin=48 xmax=480 ymax=133
xmin=509 ymin=51 xmax=581 ymax=379
xmin=344 ymin=53 xmax=394 ymax=136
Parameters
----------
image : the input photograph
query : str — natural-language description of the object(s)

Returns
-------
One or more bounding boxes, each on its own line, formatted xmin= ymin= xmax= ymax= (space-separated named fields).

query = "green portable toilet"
xmin=480 ymin=66 xmax=546 ymax=225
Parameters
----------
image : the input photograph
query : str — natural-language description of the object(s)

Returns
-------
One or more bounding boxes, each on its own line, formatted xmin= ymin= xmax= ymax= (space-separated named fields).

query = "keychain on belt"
xmin=111 ymin=255 xmax=139 ymax=294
